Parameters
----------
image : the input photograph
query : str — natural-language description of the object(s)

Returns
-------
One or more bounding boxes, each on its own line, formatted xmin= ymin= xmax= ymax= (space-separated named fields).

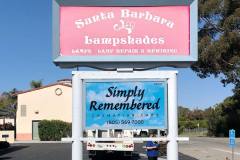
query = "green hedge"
xmin=179 ymin=120 xmax=208 ymax=129
xmin=38 ymin=120 xmax=71 ymax=141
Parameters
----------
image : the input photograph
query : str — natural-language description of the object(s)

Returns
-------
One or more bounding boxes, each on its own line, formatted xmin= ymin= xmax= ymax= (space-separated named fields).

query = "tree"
xmin=207 ymin=106 xmax=225 ymax=136
xmin=30 ymin=80 xmax=43 ymax=89
xmin=206 ymin=95 xmax=240 ymax=137
xmin=192 ymin=0 xmax=240 ymax=93
xmin=0 ymin=89 xmax=18 ymax=135
xmin=193 ymin=0 xmax=240 ymax=137
xmin=219 ymin=96 xmax=240 ymax=136
xmin=0 ymin=88 xmax=18 ymax=110
xmin=188 ymin=109 xmax=205 ymax=120
xmin=178 ymin=106 xmax=208 ymax=133
xmin=0 ymin=105 xmax=16 ymax=118
xmin=178 ymin=106 xmax=191 ymax=121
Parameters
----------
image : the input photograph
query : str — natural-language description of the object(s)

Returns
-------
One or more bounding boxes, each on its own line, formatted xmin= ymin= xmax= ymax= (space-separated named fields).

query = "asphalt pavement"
xmin=179 ymin=137 xmax=240 ymax=160
xmin=0 ymin=143 xmax=165 ymax=160
xmin=0 ymin=137 xmax=239 ymax=160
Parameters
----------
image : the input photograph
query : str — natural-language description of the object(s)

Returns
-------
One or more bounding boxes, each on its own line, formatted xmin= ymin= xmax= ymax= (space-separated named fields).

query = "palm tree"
xmin=30 ymin=80 xmax=43 ymax=89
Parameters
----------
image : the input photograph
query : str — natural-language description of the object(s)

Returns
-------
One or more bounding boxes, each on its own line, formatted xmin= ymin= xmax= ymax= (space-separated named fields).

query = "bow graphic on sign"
xmin=113 ymin=20 xmax=135 ymax=34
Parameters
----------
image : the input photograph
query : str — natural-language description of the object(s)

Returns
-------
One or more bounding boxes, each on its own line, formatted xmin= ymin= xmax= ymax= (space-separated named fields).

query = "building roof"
xmin=17 ymin=82 xmax=72 ymax=95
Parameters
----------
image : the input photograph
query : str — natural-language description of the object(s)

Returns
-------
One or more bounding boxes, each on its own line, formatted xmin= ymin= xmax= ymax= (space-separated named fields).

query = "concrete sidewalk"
xmin=138 ymin=153 xmax=166 ymax=160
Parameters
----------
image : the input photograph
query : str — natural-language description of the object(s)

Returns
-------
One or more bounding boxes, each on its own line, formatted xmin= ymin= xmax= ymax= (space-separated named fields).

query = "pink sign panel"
xmin=60 ymin=7 xmax=190 ymax=56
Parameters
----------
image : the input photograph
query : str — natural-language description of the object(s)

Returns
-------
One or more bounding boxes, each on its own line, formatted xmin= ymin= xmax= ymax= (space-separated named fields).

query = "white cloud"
xmin=87 ymin=82 xmax=146 ymax=104
xmin=87 ymin=89 xmax=126 ymax=104
xmin=89 ymin=123 xmax=101 ymax=128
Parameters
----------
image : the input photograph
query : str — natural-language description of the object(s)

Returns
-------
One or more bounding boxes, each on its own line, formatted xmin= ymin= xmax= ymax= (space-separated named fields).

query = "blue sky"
xmin=0 ymin=0 xmax=234 ymax=109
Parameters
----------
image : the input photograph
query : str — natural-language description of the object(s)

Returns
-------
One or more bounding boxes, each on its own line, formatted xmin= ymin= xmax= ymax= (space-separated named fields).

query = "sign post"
xmin=229 ymin=129 xmax=236 ymax=160
xmin=52 ymin=1 xmax=197 ymax=160
xmin=72 ymin=74 xmax=83 ymax=160
xmin=167 ymin=72 xmax=178 ymax=160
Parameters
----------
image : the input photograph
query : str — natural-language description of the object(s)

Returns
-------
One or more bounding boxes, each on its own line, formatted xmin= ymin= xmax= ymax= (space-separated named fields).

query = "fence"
xmin=182 ymin=128 xmax=208 ymax=136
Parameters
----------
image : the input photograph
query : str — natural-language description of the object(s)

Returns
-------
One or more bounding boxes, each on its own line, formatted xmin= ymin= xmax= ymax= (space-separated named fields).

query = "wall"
xmin=16 ymin=84 xmax=72 ymax=141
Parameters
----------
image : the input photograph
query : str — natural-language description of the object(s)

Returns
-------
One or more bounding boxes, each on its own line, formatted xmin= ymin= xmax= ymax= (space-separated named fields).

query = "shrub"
xmin=0 ymin=123 xmax=15 ymax=130
xmin=38 ymin=120 xmax=71 ymax=141
xmin=178 ymin=126 xmax=184 ymax=134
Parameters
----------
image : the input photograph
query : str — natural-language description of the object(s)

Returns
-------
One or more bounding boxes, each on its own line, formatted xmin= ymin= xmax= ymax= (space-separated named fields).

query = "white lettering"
xmin=75 ymin=12 xmax=114 ymax=29
xmin=153 ymin=16 xmax=160 ymax=23
xmin=120 ymin=9 xmax=174 ymax=29
xmin=145 ymin=11 xmax=153 ymax=21
xmin=75 ymin=20 xmax=85 ymax=29
xmin=121 ymin=9 xmax=130 ymax=18
xmin=75 ymin=9 xmax=175 ymax=30
xmin=84 ymin=35 xmax=165 ymax=47
xmin=84 ymin=36 xmax=92 ymax=44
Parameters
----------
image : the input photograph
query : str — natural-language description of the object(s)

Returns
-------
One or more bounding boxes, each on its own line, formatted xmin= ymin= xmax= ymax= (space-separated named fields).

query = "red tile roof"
xmin=16 ymin=83 xmax=72 ymax=95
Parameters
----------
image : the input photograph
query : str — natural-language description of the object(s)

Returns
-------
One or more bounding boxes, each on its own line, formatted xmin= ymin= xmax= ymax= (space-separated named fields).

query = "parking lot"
xmin=0 ymin=142 xmax=178 ymax=160
xmin=1 ymin=137 xmax=239 ymax=160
